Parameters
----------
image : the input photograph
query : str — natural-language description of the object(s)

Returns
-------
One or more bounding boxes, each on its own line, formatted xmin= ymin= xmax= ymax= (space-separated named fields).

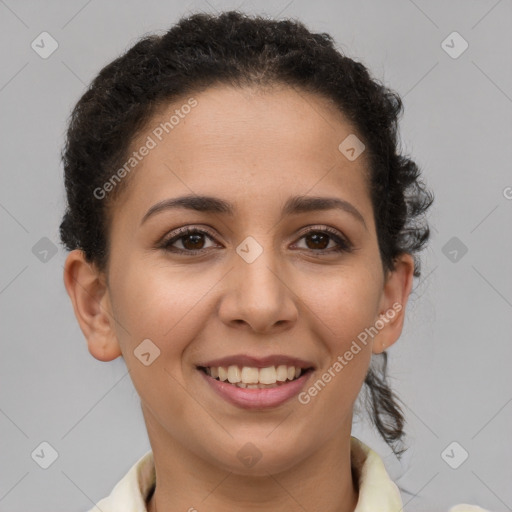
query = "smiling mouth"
xmin=197 ymin=365 xmax=314 ymax=389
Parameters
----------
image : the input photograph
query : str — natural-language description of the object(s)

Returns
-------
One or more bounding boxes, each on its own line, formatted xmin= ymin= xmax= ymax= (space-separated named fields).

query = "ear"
xmin=63 ymin=250 xmax=122 ymax=362
xmin=372 ymin=253 xmax=415 ymax=355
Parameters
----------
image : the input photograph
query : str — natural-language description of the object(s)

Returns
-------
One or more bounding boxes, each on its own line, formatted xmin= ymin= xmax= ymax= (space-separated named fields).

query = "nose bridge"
xmin=219 ymin=233 xmax=297 ymax=331
xmin=234 ymin=233 xmax=283 ymax=301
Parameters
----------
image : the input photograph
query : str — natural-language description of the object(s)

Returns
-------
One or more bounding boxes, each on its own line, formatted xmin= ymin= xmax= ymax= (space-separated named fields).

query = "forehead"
xmin=114 ymin=84 xmax=371 ymax=221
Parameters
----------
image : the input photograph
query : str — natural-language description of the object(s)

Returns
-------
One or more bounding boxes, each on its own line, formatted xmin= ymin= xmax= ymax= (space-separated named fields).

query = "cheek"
xmin=301 ymin=266 xmax=382 ymax=348
xmin=295 ymin=265 xmax=379 ymax=408
xmin=110 ymin=260 xmax=223 ymax=399
xmin=110 ymin=263 xmax=198 ymax=419
xmin=112 ymin=259 xmax=213 ymax=340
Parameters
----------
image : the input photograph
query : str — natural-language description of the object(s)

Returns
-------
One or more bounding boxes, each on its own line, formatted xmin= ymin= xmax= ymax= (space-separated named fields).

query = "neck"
xmin=143 ymin=409 xmax=359 ymax=512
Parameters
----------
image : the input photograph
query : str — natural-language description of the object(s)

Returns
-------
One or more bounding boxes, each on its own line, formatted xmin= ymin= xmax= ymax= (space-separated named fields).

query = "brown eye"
xmin=161 ymin=228 xmax=217 ymax=254
xmin=181 ymin=233 xmax=206 ymax=250
xmin=294 ymin=228 xmax=352 ymax=254
xmin=304 ymin=232 xmax=330 ymax=250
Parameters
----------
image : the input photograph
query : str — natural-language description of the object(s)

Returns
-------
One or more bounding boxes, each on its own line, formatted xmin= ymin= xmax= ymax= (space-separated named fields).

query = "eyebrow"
xmin=140 ymin=194 xmax=367 ymax=230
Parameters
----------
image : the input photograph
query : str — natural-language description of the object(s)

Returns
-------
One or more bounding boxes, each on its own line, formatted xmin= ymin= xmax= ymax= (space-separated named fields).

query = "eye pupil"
xmin=306 ymin=233 xmax=329 ymax=250
xmin=183 ymin=234 xmax=205 ymax=250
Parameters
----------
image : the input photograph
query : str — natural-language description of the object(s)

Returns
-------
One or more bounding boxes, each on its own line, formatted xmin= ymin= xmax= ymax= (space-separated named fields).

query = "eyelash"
xmin=158 ymin=225 xmax=353 ymax=256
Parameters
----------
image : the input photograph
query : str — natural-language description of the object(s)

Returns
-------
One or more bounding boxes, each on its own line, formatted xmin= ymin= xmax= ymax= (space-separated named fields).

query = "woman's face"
xmin=66 ymin=84 xmax=413 ymax=476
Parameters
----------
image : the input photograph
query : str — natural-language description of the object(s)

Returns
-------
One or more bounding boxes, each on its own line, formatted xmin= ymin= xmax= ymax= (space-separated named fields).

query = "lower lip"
xmin=198 ymin=368 xmax=313 ymax=409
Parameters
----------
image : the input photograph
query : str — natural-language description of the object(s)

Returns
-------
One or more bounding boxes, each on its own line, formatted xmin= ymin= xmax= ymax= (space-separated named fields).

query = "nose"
xmin=217 ymin=240 xmax=298 ymax=334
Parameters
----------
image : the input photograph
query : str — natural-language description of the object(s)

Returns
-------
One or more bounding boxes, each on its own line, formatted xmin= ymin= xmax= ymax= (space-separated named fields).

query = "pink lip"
xmin=197 ymin=354 xmax=314 ymax=369
xmin=198 ymin=368 xmax=314 ymax=409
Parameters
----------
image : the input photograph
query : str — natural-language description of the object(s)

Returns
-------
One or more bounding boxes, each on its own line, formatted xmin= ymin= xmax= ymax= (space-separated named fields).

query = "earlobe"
xmin=63 ymin=250 xmax=122 ymax=362
xmin=372 ymin=253 xmax=415 ymax=355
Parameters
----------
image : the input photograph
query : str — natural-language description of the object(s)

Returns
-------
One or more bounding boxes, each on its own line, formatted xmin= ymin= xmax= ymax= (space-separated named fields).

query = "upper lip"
xmin=197 ymin=354 xmax=315 ymax=369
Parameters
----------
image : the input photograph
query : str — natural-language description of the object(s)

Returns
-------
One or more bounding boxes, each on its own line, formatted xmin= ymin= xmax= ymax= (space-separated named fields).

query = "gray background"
xmin=1 ymin=0 xmax=511 ymax=511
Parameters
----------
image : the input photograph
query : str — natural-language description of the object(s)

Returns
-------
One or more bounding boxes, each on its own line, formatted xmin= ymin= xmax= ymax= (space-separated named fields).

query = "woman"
xmin=59 ymin=10 xmax=487 ymax=512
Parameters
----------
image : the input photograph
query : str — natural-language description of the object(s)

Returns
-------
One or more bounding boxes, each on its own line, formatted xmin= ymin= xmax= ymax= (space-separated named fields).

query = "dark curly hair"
xmin=59 ymin=10 xmax=434 ymax=463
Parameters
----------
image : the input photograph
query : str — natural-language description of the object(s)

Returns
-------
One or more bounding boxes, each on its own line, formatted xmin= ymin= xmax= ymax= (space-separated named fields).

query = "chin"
xmin=204 ymin=441 xmax=311 ymax=477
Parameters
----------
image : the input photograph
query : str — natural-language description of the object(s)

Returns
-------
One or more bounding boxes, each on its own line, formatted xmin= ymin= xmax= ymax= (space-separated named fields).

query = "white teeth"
xmin=227 ymin=365 xmax=241 ymax=384
xmin=276 ymin=365 xmax=288 ymax=381
xmin=241 ymin=367 xmax=259 ymax=384
xmin=204 ymin=364 xmax=306 ymax=386
xmin=259 ymin=366 xmax=277 ymax=384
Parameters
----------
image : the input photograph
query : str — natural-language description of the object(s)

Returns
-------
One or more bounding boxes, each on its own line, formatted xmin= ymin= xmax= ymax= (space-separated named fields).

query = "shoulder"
xmin=84 ymin=450 xmax=155 ymax=512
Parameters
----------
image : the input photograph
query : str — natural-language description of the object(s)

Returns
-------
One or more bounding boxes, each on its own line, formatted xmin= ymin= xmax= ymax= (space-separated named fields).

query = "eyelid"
xmin=159 ymin=225 xmax=219 ymax=247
